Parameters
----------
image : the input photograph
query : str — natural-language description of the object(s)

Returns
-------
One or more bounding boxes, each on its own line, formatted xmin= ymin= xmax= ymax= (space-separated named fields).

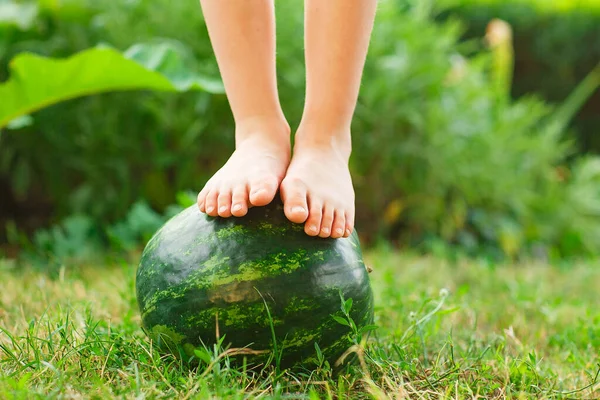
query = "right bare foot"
xmin=197 ymin=118 xmax=290 ymax=218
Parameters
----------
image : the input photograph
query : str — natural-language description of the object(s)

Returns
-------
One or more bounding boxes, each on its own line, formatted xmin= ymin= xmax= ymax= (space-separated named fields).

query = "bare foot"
xmin=280 ymin=133 xmax=355 ymax=239
xmin=197 ymin=119 xmax=290 ymax=218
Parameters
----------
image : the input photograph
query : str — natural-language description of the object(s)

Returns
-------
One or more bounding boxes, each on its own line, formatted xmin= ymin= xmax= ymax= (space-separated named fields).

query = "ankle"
xmin=294 ymin=120 xmax=352 ymax=160
xmin=235 ymin=114 xmax=291 ymax=147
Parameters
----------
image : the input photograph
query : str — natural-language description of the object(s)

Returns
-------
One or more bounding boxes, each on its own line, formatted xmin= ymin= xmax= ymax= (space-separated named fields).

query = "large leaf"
xmin=0 ymin=42 xmax=224 ymax=129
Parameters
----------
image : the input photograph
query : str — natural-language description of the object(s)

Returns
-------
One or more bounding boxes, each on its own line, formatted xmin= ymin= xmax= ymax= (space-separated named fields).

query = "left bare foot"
xmin=280 ymin=132 xmax=355 ymax=239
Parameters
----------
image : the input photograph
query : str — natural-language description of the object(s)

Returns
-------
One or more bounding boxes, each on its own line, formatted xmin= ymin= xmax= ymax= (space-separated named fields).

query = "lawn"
xmin=0 ymin=250 xmax=599 ymax=399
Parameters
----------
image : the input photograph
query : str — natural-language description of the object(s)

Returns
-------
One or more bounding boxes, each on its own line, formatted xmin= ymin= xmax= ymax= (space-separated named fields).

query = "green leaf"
xmin=314 ymin=342 xmax=323 ymax=364
xmin=343 ymin=298 xmax=353 ymax=314
xmin=358 ymin=324 xmax=379 ymax=334
xmin=437 ymin=306 xmax=462 ymax=316
xmin=193 ymin=348 xmax=212 ymax=365
xmin=332 ymin=315 xmax=351 ymax=327
xmin=0 ymin=42 xmax=224 ymax=129
xmin=124 ymin=41 xmax=224 ymax=93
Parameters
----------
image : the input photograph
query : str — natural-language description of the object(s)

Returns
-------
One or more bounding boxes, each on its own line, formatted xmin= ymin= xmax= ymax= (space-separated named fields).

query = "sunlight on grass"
xmin=1 ymin=251 xmax=599 ymax=398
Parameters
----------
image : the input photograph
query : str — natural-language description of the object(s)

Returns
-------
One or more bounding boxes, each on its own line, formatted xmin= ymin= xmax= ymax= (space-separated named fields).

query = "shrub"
xmin=0 ymin=0 xmax=231 ymax=225
xmin=1 ymin=0 xmax=599 ymax=261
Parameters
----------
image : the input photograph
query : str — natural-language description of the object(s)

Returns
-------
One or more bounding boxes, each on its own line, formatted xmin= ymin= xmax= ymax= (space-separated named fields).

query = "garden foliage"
xmin=1 ymin=0 xmax=599 ymax=260
xmin=438 ymin=0 xmax=600 ymax=152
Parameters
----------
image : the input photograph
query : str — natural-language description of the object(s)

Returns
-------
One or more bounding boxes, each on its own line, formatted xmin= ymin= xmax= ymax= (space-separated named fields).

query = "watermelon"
xmin=136 ymin=197 xmax=374 ymax=368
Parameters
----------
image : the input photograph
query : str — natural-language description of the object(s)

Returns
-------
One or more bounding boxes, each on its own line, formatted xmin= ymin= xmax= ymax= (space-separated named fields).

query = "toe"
xmin=281 ymin=178 xmax=309 ymax=224
xmin=344 ymin=209 xmax=355 ymax=237
xmin=205 ymin=189 xmax=219 ymax=217
xmin=304 ymin=200 xmax=323 ymax=237
xmin=231 ymin=184 xmax=249 ymax=217
xmin=249 ymin=177 xmax=278 ymax=207
xmin=197 ymin=188 xmax=208 ymax=212
xmin=217 ymin=190 xmax=232 ymax=217
xmin=331 ymin=210 xmax=346 ymax=239
xmin=319 ymin=206 xmax=335 ymax=238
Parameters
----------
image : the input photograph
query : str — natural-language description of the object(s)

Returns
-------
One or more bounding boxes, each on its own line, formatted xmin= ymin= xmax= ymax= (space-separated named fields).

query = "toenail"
xmin=321 ymin=227 xmax=330 ymax=234
xmin=207 ymin=206 xmax=214 ymax=213
xmin=309 ymin=225 xmax=318 ymax=233
xmin=232 ymin=204 xmax=242 ymax=212
xmin=346 ymin=229 xmax=352 ymax=236
xmin=336 ymin=228 xmax=344 ymax=235
xmin=219 ymin=206 xmax=227 ymax=213
xmin=292 ymin=206 xmax=306 ymax=214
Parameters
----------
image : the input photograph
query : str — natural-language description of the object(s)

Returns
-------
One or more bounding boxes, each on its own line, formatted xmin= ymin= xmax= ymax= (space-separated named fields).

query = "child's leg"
xmin=197 ymin=0 xmax=290 ymax=218
xmin=281 ymin=0 xmax=377 ymax=238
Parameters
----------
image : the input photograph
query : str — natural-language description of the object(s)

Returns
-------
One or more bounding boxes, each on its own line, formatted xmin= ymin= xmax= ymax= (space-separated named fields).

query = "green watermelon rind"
xmin=136 ymin=199 xmax=374 ymax=368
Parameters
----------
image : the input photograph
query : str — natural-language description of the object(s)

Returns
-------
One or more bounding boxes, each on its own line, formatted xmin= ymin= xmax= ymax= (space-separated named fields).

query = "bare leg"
xmin=281 ymin=0 xmax=377 ymax=238
xmin=197 ymin=0 xmax=290 ymax=218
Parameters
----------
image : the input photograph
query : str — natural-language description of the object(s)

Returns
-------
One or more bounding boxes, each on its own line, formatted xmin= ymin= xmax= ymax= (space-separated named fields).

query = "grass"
xmin=1 ymin=249 xmax=599 ymax=399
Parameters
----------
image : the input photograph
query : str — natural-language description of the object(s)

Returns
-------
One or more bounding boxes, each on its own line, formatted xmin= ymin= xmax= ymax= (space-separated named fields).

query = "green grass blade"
xmin=552 ymin=62 xmax=600 ymax=132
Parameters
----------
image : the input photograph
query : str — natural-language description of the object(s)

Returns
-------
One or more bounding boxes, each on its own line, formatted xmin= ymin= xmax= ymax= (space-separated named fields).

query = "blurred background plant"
xmin=438 ymin=0 xmax=600 ymax=152
xmin=0 ymin=0 xmax=599 ymax=264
